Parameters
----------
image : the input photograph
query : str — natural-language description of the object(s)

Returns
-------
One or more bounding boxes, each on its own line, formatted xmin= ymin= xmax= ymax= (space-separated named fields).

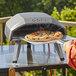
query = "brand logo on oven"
xmin=32 ymin=18 xmax=48 ymax=22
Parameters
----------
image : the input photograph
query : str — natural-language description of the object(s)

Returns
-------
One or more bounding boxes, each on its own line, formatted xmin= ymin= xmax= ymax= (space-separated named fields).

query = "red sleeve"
xmin=66 ymin=40 xmax=76 ymax=70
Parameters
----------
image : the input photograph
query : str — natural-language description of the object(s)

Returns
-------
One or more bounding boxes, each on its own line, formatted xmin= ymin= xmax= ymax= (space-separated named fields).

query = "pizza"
xmin=25 ymin=31 xmax=63 ymax=42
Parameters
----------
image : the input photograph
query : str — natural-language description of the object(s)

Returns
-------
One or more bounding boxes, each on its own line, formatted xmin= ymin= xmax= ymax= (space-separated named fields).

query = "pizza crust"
xmin=25 ymin=31 xmax=63 ymax=42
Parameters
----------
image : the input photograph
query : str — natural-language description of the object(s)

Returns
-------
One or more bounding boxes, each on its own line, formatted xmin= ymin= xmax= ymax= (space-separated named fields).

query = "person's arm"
xmin=63 ymin=40 xmax=76 ymax=70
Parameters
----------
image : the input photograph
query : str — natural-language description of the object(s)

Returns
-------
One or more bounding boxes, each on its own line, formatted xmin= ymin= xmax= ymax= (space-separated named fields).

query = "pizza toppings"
xmin=49 ymin=34 xmax=54 ymax=36
xmin=25 ymin=31 xmax=63 ymax=42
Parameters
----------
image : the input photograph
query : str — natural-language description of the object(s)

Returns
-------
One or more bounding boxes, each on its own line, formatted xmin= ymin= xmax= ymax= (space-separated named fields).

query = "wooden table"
xmin=0 ymin=44 xmax=69 ymax=76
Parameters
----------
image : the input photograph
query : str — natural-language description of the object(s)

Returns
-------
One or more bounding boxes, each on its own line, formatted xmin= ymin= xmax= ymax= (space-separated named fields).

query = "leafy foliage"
xmin=61 ymin=7 xmax=76 ymax=21
xmin=0 ymin=0 xmax=76 ymax=17
xmin=51 ymin=7 xmax=60 ymax=20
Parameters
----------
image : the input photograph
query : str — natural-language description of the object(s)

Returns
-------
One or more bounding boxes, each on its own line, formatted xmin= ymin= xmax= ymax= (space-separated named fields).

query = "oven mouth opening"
xmin=12 ymin=23 xmax=65 ymax=38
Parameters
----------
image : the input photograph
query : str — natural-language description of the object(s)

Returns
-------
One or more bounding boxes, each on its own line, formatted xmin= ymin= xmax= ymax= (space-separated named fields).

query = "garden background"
xmin=0 ymin=0 xmax=76 ymax=76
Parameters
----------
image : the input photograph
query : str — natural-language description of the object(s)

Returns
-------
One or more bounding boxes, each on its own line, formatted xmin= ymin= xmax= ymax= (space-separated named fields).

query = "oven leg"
xmin=48 ymin=44 xmax=50 ymax=56
xmin=13 ymin=40 xmax=21 ymax=63
xmin=32 ymin=44 xmax=35 ymax=52
xmin=27 ymin=43 xmax=33 ymax=64
xmin=54 ymin=43 xmax=64 ymax=61
xmin=43 ymin=44 xmax=45 ymax=53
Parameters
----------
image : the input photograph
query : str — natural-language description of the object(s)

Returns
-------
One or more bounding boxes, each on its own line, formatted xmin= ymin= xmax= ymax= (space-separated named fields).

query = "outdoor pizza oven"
xmin=5 ymin=12 xmax=67 ymax=41
xmin=5 ymin=12 xmax=68 ymax=63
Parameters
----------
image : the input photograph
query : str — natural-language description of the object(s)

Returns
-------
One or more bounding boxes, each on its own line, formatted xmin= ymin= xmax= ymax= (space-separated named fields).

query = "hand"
xmin=63 ymin=40 xmax=74 ymax=52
